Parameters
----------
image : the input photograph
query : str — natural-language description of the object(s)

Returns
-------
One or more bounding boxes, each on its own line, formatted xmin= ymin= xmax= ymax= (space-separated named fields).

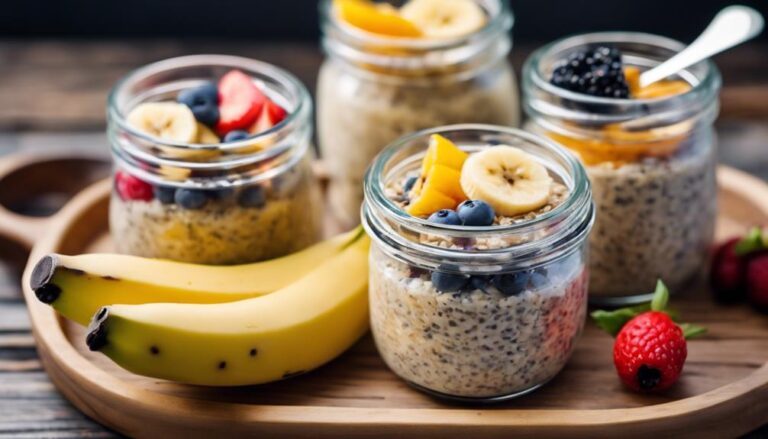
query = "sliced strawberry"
xmin=248 ymin=100 xmax=287 ymax=135
xmin=115 ymin=171 xmax=153 ymax=202
xmin=216 ymin=70 xmax=265 ymax=135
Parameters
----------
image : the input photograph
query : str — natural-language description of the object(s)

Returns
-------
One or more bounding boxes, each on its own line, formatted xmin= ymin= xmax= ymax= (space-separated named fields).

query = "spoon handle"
xmin=639 ymin=5 xmax=764 ymax=88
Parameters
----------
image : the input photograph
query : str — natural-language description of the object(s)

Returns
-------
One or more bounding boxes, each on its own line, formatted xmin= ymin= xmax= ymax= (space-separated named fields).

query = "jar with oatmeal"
xmin=362 ymin=125 xmax=594 ymax=401
xmin=108 ymin=55 xmax=322 ymax=265
xmin=318 ymin=0 xmax=520 ymax=228
xmin=523 ymin=33 xmax=721 ymax=305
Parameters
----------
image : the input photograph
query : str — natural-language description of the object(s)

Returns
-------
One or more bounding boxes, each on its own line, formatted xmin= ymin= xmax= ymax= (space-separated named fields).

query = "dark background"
xmin=3 ymin=0 xmax=767 ymax=43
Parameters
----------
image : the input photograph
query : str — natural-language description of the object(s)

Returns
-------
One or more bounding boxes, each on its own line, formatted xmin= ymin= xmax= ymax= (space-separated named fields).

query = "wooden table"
xmin=0 ymin=40 xmax=766 ymax=438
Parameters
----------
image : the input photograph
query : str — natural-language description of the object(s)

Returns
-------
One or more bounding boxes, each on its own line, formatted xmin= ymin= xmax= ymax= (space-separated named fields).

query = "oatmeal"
xmin=318 ymin=0 xmax=518 ymax=227
xmin=108 ymin=56 xmax=320 ymax=264
xmin=523 ymin=35 xmax=721 ymax=303
xmin=362 ymin=126 xmax=594 ymax=400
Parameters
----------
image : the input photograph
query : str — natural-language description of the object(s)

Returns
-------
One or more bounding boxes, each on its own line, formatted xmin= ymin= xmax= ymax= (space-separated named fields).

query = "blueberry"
xmin=238 ymin=186 xmax=266 ymax=208
xmin=209 ymin=187 xmax=235 ymax=201
xmin=467 ymin=276 xmax=491 ymax=293
xmin=402 ymin=175 xmax=418 ymax=193
xmin=428 ymin=209 xmax=461 ymax=226
xmin=431 ymin=271 xmax=468 ymax=293
xmin=177 ymin=82 xmax=220 ymax=127
xmin=492 ymin=271 xmax=531 ymax=297
xmin=224 ymin=130 xmax=250 ymax=143
xmin=457 ymin=200 xmax=495 ymax=226
xmin=174 ymin=189 xmax=208 ymax=210
xmin=154 ymin=185 xmax=176 ymax=205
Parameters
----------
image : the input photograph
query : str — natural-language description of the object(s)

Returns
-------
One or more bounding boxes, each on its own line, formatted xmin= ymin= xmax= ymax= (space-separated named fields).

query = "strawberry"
xmin=613 ymin=311 xmax=687 ymax=392
xmin=249 ymin=99 xmax=287 ymax=135
xmin=216 ymin=70 xmax=266 ymax=135
xmin=709 ymin=237 xmax=748 ymax=303
xmin=746 ymin=253 xmax=768 ymax=311
xmin=592 ymin=280 xmax=705 ymax=393
xmin=115 ymin=171 xmax=153 ymax=202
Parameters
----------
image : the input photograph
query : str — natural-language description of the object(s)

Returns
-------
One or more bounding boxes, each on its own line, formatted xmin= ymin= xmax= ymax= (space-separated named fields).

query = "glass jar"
xmin=107 ymin=55 xmax=322 ymax=265
xmin=523 ymin=33 xmax=721 ymax=305
xmin=362 ymin=125 xmax=594 ymax=402
xmin=318 ymin=0 xmax=520 ymax=228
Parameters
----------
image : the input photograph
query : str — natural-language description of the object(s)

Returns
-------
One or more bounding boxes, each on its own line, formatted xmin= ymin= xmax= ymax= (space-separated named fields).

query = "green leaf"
xmin=650 ymin=279 xmax=669 ymax=312
xmin=679 ymin=323 xmax=707 ymax=339
xmin=735 ymin=227 xmax=765 ymax=256
xmin=590 ymin=303 xmax=650 ymax=337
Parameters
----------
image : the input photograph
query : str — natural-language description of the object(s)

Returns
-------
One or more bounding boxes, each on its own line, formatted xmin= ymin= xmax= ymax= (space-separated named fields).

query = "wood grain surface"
xmin=0 ymin=40 xmax=767 ymax=438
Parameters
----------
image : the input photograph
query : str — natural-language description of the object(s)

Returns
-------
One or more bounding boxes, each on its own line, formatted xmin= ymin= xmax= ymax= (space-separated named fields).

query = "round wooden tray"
xmin=9 ymin=153 xmax=768 ymax=438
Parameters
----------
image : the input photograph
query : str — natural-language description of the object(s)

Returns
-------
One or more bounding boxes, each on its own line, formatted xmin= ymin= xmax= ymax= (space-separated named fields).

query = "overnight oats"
xmin=523 ymin=33 xmax=721 ymax=304
xmin=361 ymin=125 xmax=594 ymax=401
xmin=108 ymin=55 xmax=322 ymax=264
xmin=318 ymin=0 xmax=519 ymax=227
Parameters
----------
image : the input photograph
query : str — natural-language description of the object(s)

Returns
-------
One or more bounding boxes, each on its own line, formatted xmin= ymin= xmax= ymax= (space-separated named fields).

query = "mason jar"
xmin=523 ymin=33 xmax=721 ymax=305
xmin=362 ymin=125 xmax=593 ymax=402
xmin=318 ymin=0 xmax=520 ymax=228
xmin=107 ymin=55 xmax=322 ymax=265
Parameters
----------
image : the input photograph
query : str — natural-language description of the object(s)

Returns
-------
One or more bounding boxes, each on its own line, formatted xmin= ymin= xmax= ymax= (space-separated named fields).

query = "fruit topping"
xmin=550 ymin=46 xmax=630 ymax=99
xmin=238 ymin=185 xmax=267 ymax=208
xmin=263 ymin=99 xmax=287 ymax=125
xmin=431 ymin=270 xmax=468 ymax=293
xmin=402 ymin=175 xmax=418 ymax=193
xmin=177 ymin=82 xmax=220 ymax=127
xmin=153 ymin=186 xmax=176 ymax=205
xmin=224 ymin=130 xmax=251 ymax=143
xmin=420 ymin=134 xmax=468 ymax=176
xmin=491 ymin=271 xmax=529 ymax=297
xmin=216 ymin=70 xmax=266 ymax=135
xmin=115 ymin=171 xmax=154 ymax=202
xmin=592 ymin=280 xmax=706 ymax=393
xmin=634 ymin=80 xmax=692 ymax=99
xmin=406 ymin=134 xmax=468 ymax=216
xmin=195 ymin=123 xmax=221 ymax=144
xmin=334 ymin=0 xmax=422 ymax=38
xmin=456 ymin=199 xmax=495 ymax=227
xmin=400 ymin=0 xmax=485 ymax=39
xmin=427 ymin=209 xmax=462 ymax=226
xmin=460 ymin=146 xmax=552 ymax=217
xmin=127 ymin=102 xmax=198 ymax=143
xmin=174 ymin=188 xmax=208 ymax=210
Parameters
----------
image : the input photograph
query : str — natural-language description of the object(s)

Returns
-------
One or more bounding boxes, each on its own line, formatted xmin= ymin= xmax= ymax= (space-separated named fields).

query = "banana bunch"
xmin=31 ymin=228 xmax=370 ymax=386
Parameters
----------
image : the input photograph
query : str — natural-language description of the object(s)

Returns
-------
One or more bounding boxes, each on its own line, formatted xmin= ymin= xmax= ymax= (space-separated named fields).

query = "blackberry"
xmin=550 ymin=46 xmax=630 ymax=99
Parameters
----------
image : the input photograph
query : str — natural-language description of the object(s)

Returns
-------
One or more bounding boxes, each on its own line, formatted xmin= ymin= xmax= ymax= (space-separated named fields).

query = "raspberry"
xmin=747 ymin=253 xmax=768 ymax=311
xmin=115 ymin=171 xmax=153 ymax=202
xmin=613 ymin=311 xmax=687 ymax=392
xmin=709 ymin=237 xmax=748 ymax=302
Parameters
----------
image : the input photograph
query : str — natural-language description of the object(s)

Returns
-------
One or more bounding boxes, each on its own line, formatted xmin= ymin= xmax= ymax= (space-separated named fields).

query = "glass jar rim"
xmin=107 ymin=54 xmax=312 ymax=165
xmin=523 ymin=32 xmax=721 ymax=123
xmin=362 ymin=124 xmax=594 ymax=271
xmin=319 ymin=0 xmax=513 ymax=51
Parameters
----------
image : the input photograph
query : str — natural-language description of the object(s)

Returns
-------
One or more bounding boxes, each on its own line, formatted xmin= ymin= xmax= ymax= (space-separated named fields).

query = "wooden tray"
xmin=8 ymin=153 xmax=768 ymax=438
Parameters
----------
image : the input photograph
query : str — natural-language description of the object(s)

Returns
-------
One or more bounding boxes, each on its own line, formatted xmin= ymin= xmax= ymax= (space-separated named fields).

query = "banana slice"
xmin=460 ymin=146 xmax=553 ymax=216
xmin=195 ymin=122 xmax=220 ymax=144
xmin=127 ymin=102 xmax=198 ymax=143
xmin=400 ymin=0 xmax=486 ymax=39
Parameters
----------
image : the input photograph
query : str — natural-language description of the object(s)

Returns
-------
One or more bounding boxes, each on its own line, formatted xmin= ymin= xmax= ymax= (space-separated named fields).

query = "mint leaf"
xmin=591 ymin=303 xmax=650 ymax=336
xmin=679 ymin=323 xmax=707 ymax=339
xmin=735 ymin=227 xmax=765 ymax=256
xmin=650 ymin=279 xmax=669 ymax=311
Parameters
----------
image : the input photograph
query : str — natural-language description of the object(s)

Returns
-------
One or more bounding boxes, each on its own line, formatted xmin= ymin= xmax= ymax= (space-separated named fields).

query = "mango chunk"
xmin=334 ymin=0 xmax=422 ymax=38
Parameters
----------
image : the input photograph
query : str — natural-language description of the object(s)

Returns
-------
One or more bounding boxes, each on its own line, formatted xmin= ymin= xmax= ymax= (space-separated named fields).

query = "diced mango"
xmin=334 ymin=0 xmax=422 ymax=38
xmin=635 ymin=80 xmax=692 ymax=99
xmin=406 ymin=189 xmax=457 ymax=217
xmin=422 ymin=164 xmax=466 ymax=203
xmin=421 ymin=134 xmax=468 ymax=175
xmin=624 ymin=66 xmax=641 ymax=96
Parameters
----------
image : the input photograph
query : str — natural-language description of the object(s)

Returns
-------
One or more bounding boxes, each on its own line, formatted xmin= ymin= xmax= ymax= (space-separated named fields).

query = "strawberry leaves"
xmin=590 ymin=279 xmax=706 ymax=339
xmin=735 ymin=226 xmax=768 ymax=256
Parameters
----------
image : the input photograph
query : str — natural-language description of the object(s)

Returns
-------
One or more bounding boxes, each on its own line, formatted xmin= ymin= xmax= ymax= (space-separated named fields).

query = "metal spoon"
xmin=639 ymin=5 xmax=764 ymax=88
